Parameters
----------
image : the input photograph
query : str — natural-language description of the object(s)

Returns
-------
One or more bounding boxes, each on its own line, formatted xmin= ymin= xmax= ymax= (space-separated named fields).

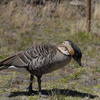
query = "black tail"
xmin=0 ymin=61 xmax=8 ymax=70
xmin=0 ymin=61 xmax=3 ymax=66
xmin=0 ymin=55 xmax=16 ymax=70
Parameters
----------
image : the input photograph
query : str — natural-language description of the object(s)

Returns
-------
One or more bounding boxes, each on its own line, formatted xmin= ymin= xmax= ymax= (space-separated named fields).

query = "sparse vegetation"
xmin=0 ymin=0 xmax=100 ymax=100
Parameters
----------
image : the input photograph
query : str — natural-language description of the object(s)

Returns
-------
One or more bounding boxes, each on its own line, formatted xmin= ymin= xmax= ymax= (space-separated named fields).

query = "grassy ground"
xmin=0 ymin=1 xmax=100 ymax=100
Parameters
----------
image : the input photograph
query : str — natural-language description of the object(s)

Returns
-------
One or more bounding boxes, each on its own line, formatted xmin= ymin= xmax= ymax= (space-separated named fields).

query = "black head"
xmin=67 ymin=40 xmax=82 ymax=66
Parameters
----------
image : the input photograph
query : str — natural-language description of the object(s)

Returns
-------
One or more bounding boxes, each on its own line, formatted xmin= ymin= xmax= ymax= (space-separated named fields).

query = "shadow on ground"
xmin=8 ymin=88 xmax=98 ymax=99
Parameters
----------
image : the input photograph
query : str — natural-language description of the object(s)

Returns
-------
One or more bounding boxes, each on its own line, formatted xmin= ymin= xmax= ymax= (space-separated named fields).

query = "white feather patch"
xmin=8 ymin=66 xmax=28 ymax=73
xmin=9 ymin=66 xmax=17 ymax=69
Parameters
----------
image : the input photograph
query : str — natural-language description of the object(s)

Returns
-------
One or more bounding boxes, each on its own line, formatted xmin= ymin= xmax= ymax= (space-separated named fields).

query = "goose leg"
xmin=28 ymin=74 xmax=34 ymax=94
xmin=37 ymin=76 xmax=42 ymax=95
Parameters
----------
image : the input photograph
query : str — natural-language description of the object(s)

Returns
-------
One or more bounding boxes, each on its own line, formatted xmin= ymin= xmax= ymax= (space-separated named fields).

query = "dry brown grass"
xmin=94 ymin=3 xmax=100 ymax=19
xmin=0 ymin=0 xmax=100 ymax=55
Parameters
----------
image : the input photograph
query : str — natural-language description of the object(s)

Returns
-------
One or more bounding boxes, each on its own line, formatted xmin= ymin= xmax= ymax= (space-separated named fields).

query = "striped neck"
xmin=57 ymin=42 xmax=75 ymax=56
xmin=62 ymin=41 xmax=75 ymax=56
xmin=57 ymin=46 xmax=70 ymax=55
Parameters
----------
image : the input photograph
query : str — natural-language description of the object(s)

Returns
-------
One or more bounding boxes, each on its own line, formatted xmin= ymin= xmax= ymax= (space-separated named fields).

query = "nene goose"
xmin=0 ymin=40 xmax=82 ymax=95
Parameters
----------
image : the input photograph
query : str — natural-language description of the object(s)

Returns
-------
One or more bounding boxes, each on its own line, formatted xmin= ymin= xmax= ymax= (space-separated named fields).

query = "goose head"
xmin=62 ymin=40 xmax=82 ymax=66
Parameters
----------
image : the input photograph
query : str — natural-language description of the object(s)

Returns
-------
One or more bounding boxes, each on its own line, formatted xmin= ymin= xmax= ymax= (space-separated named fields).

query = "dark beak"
xmin=77 ymin=59 xmax=83 ymax=66
xmin=78 ymin=62 xmax=82 ymax=66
